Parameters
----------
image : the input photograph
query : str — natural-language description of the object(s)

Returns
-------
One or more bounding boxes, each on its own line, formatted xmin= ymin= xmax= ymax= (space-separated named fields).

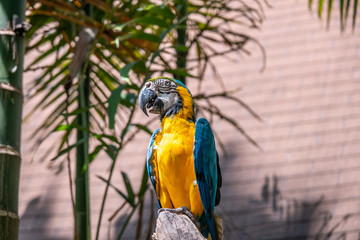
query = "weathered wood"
xmin=152 ymin=211 xmax=206 ymax=240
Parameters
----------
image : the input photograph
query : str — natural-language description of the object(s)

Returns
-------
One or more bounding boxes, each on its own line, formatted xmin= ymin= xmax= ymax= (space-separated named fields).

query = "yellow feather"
xmin=152 ymin=86 xmax=204 ymax=218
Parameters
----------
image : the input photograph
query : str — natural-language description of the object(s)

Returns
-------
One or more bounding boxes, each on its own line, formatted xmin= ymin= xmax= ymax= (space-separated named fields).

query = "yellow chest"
xmin=154 ymin=116 xmax=203 ymax=217
xmin=157 ymin=117 xmax=195 ymax=183
xmin=159 ymin=117 xmax=194 ymax=158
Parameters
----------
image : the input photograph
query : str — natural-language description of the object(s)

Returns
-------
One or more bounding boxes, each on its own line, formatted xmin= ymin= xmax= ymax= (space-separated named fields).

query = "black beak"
xmin=139 ymin=86 xmax=156 ymax=117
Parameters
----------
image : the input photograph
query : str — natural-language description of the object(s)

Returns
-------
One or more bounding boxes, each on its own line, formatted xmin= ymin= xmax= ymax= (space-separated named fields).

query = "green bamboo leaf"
xmin=94 ymin=64 xmax=118 ymax=90
xmin=54 ymin=124 xmax=71 ymax=131
xmin=135 ymin=16 xmax=170 ymax=27
xmin=195 ymin=40 xmax=202 ymax=60
xmin=93 ymin=134 xmax=119 ymax=143
xmin=120 ymin=92 xmax=137 ymax=108
xmin=120 ymin=124 xmax=132 ymax=141
xmin=97 ymin=175 xmax=133 ymax=205
xmin=104 ymin=144 xmax=118 ymax=161
xmin=65 ymin=123 xmax=89 ymax=133
xmin=107 ymin=84 xmax=138 ymax=129
xmin=63 ymin=106 xmax=92 ymax=117
xmin=114 ymin=32 xmax=161 ymax=43
xmin=147 ymin=5 xmax=175 ymax=20
xmin=133 ymin=60 xmax=147 ymax=74
xmin=121 ymin=172 xmax=135 ymax=207
xmin=345 ymin=0 xmax=351 ymax=26
xmin=107 ymin=86 xmax=126 ymax=129
xmin=353 ymin=0 xmax=358 ymax=32
xmin=89 ymin=145 xmax=104 ymax=162
xmin=94 ymin=47 xmax=120 ymax=72
xmin=120 ymin=61 xmax=138 ymax=84
xmin=318 ymin=0 xmax=324 ymax=18
xmin=340 ymin=0 xmax=345 ymax=31
xmin=57 ymin=118 xmax=76 ymax=152
xmin=173 ymin=45 xmax=189 ymax=52
xmin=326 ymin=0 xmax=333 ymax=29
xmin=149 ymin=47 xmax=166 ymax=65
xmin=159 ymin=14 xmax=188 ymax=40
xmin=132 ymin=124 xmax=152 ymax=135
xmin=50 ymin=138 xmax=85 ymax=161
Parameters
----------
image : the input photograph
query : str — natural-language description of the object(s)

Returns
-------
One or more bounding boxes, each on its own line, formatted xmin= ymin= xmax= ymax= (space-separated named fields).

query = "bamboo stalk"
xmin=75 ymin=69 xmax=91 ymax=240
xmin=75 ymin=5 xmax=93 ymax=240
xmin=0 ymin=0 xmax=26 ymax=239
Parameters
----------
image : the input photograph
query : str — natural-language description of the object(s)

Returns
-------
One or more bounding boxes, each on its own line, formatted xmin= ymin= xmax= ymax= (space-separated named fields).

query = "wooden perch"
xmin=152 ymin=210 xmax=206 ymax=240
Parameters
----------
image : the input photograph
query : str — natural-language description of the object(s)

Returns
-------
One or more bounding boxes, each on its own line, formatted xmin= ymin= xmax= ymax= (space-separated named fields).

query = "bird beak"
xmin=139 ymin=85 xmax=156 ymax=117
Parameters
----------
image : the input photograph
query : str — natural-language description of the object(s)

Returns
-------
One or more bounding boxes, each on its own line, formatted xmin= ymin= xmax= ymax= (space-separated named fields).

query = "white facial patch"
xmin=157 ymin=92 xmax=179 ymax=112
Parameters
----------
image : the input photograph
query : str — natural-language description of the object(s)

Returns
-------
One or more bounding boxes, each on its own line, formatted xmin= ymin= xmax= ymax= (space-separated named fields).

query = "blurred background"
xmin=18 ymin=0 xmax=360 ymax=239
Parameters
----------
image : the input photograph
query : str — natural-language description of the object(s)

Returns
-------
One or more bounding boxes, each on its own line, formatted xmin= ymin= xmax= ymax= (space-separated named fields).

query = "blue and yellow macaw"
xmin=139 ymin=76 xmax=223 ymax=240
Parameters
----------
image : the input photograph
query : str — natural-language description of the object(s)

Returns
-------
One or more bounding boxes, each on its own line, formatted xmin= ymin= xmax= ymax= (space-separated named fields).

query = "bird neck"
xmin=161 ymin=86 xmax=195 ymax=131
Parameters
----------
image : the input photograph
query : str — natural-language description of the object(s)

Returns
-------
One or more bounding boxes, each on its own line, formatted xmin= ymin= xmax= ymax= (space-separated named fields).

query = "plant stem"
xmin=76 ymin=66 xmax=91 ymax=240
xmin=75 ymin=4 xmax=93 ymax=240
xmin=175 ymin=0 xmax=188 ymax=85
xmin=95 ymin=151 xmax=117 ymax=240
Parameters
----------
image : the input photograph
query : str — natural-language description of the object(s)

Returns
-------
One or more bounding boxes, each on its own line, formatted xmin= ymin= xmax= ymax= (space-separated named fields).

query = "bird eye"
xmin=165 ymin=80 xmax=170 ymax=86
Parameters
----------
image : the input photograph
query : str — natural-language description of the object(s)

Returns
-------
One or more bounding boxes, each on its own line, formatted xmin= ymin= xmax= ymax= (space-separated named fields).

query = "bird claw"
xmin=158 ymin=207 xmax=201 ymax=229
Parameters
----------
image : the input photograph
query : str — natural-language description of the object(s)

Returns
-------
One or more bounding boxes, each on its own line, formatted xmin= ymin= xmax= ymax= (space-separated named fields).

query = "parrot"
xmin=139 ymin=76 xmax=223 ymax=240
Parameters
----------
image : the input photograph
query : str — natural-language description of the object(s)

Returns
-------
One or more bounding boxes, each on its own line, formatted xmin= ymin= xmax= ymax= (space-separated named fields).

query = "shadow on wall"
xmin=213 ymin=143 xmax=358 ymax=240
xmin=111 ymin=191 xmax=156 ymax=240
xmin=262 ymin=175 xmax=355 ymax=240
xmin=20 ymin=195 xmax=68 ymax=240
xmin=220 ymin=172 xmax=357 ymax=240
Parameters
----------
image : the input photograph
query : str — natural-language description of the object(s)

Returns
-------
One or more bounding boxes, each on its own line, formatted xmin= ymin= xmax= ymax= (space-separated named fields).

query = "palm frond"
xmin=309 ymin=0 xmax=359 ymax=32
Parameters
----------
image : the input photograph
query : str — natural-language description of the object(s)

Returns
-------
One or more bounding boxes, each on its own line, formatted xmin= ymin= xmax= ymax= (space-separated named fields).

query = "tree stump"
xmin=152 ymin=210 xmax=206 ymax=240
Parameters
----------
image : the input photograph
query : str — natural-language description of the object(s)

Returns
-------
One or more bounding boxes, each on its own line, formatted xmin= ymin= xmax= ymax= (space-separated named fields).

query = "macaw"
xmin=139 ymin=76 xmax=223 ymax=240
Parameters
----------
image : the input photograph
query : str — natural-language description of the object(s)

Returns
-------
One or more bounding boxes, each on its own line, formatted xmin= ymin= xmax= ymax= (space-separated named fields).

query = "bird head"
xmin=139 ymin=77 xmax=195 ymax=121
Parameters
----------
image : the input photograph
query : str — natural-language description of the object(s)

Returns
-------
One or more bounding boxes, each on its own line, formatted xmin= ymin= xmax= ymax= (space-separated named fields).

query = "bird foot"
xmin=158 ymin=207 xmax=201 ymax=228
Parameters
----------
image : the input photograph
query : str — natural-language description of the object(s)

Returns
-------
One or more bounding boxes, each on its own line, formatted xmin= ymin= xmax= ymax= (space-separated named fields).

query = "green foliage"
xmin=309 ymin=0 xmax=358 ymax=32
xmin=25 ymin=0 xmax=266 ymax=239
xmin=108 ymin=83 xmax=139 ymax=128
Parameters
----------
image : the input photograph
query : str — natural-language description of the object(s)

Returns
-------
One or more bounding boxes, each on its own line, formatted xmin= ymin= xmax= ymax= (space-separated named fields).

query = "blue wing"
xmin=146 ymin=129 xmax=162 ymax=208
xmin=194 ymin=118 xmax=221 ymax=240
